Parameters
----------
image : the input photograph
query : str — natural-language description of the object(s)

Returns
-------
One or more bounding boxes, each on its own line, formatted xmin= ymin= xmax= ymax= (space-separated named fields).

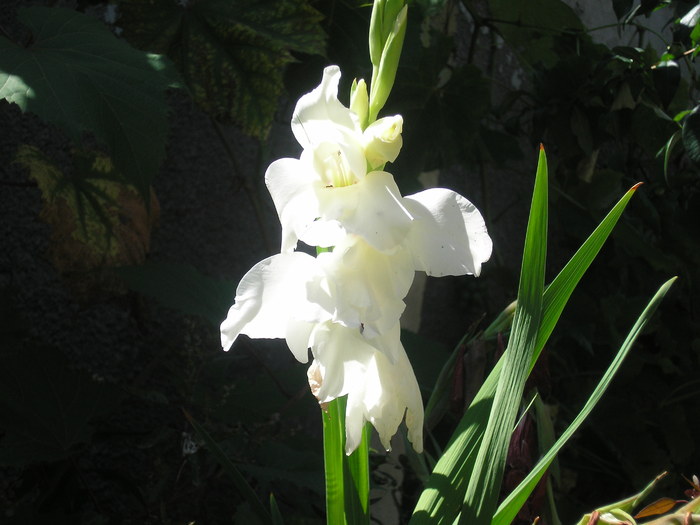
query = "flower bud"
xmin=363 ymin=115 xmax=403 ymax=169
xmin=350 ymin=78 xmax=369 ymax=130
xmin=368 ymin=4 xmax=407 ymax=123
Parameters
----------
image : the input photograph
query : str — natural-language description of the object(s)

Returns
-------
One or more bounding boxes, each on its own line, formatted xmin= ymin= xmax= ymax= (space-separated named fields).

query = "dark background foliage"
xmin=0 ymin=0 xmax=698 ymax=523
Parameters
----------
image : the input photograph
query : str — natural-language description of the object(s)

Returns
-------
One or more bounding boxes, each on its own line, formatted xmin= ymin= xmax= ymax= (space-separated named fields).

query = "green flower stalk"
xmin=368 ymin=0 xmax=407 ymax=123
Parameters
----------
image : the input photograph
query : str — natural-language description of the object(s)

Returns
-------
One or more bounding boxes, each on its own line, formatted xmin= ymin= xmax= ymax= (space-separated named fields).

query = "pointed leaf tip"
xmin=630 ymin=182 xmax=644 ymax=191
xmin=539 ymin=143 xmax=545 ymax=151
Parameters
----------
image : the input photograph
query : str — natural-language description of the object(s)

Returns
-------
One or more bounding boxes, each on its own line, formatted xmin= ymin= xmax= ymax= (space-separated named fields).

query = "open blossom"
xmin=265 ymin=65 xmax=492 ymax=278
xmin=220 ymin=235 xmax=423 ymax=452
xmin=221 ymin=64 xmax=492 ymax=454
xmin=307 ymin=322 xmax=423 ymax=453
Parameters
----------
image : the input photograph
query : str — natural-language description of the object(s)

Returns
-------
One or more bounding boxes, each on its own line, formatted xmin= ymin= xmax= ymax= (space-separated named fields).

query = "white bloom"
xmin=222 ymin=64 xmax=493 ymax=455
xmin=307 ymin=322 xmax=423 ymax=454
xmin=221 ymin=235 xmax=413 ymax=363
xmin=266 ymin=66 xmax=493 ymax=276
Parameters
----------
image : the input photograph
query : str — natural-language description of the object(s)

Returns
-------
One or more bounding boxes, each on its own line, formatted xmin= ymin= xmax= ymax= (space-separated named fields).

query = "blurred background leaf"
xmin=118 ymin=0 xmax=326 ymax=139
xmin=0 ymin=7 xmax=173 ymax=198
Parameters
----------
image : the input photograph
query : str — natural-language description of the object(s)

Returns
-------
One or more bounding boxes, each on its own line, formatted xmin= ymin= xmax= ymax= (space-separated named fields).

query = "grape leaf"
xmin=0 ymin=7 xmax=173 ymax=197
xmin=118 ymin=0 xmax=326 ymax=139
xmin=16 ymin=145 xmax=159 ymax=277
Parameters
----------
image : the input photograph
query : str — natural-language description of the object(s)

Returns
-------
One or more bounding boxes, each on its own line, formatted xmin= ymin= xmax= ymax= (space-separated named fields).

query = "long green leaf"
xmin=492 ymin=277 xmax=677 ymax=525
xmin=270 ymin=494 xmax=285 ymax=525
xmin=183 ymin=409 xmax=271 ymax=524
xmin=458 ymin=145 xmax=547 ymax=524
xmin=410 ymin=180 xmax=641 ymax=524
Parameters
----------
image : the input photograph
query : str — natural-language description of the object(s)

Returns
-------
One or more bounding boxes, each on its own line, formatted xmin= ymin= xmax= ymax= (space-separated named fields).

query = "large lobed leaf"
xmin=16 ymin=145 xmax=159 ymax=276
xmin=0 ymin=7 xmax=173 ymax=197
xmin=118 ymin=0 xmax=326 ymax=139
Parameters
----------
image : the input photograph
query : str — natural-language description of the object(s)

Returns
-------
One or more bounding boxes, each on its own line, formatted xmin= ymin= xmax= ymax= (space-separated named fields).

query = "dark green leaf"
xmin=652 ymin=60 xmax=680 ymax=109
xmin=488 ymin=0 xmax=584 ymax=67
xmin=184 ymin=409 xmax=272 ymax=524
xmin=0 ymin=7 xmax=173 ymax=197
xmin=612 ymin=0 xmax=634 ymax=20
xmin=119 ymin=0 xmax=326 ymax=139
xmin=682 ymin=105 xmax=700 ymax=164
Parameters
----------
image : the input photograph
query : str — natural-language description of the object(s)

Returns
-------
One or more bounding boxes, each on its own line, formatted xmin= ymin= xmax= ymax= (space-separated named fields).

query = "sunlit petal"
xmin=265 ymin=157 xmax=320 ymax=252
xmin=403 ymin=188 xmax=492 ymax=277
xmin=311 ymin=171 xmax=413 ymax=251
xmin=291 ymin=65 xmax=361 ymax=150
xmin=220 ymin=253 xmax=326 ymax=351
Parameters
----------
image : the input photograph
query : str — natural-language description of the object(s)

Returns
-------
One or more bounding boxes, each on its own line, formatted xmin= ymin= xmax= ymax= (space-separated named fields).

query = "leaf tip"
xmin=631 ymin=181 xmax=644 ymax=191
xmin=539 ymin=142 xmax=545 ymax=151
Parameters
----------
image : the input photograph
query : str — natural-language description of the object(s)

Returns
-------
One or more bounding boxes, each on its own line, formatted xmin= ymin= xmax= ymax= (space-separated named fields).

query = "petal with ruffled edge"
xmin=220 ymin=253 xmax=328 ymax=362
xmin=307 ymin=322 xmax=373 ymax=403
xmin=346 ymin=340 xmax=424 ymax=453
xmin=291 ymin=65 xmax=361 ymax=152
xmin=307 ymin=171 xmax=413 ymax=251
xmin=306 ymin=322 xmax=423 ymax=454
xmin=317 ymin=235 xmax=414 ymax=341
xmin=402 ymin=188 xmax=492 ymax=277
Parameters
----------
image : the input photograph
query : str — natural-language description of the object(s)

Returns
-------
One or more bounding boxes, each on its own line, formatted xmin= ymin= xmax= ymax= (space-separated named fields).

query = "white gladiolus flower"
xmin=222 ymin=64 xmax=493 ymax=454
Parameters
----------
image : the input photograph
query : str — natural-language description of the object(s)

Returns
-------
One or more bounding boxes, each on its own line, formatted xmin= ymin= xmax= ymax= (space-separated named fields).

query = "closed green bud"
xmin=368 ymin=4 xmax=407 ymax=123
xmin=350 ymin=78 xmax=369 ymax=130
xmin=368 ymin=0 xmax=386 ymax=67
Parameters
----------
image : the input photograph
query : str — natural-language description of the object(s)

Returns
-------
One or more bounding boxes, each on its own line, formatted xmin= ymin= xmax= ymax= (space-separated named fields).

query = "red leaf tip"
xmin=631 ymin=182 xmax=644 ymax=191
xmin=539 ymin=142 xmax=545 ymax=151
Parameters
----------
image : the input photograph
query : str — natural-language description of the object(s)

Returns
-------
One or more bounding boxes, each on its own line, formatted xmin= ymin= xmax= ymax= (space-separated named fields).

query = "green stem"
xmin=345 ymin=424 xmax=370 ymax=524
xmin=322 ymin=397 xmax=371 ymax=525
xmin=323 ymin=398 xmax=347 ymax=525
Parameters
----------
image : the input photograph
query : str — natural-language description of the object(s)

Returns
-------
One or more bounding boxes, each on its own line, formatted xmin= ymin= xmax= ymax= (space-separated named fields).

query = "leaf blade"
xmin=492 ymin=277 xmax=677 ymax=525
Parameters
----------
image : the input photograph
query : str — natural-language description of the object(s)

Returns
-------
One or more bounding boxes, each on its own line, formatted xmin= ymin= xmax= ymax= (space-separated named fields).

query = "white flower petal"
xmin=309 ymin=323 xmax=372 ymax=403
xmin=220 ymin=253 xmax=326 ymax=351
xmin=265 ymin=158 xmax=320 ymax=252
xmin=291 ymin=65 xmax=361 ymax=151
xmin=403 ymin=188 xmax=492 ymax=277
xmin=320 ymin=238 xmax=413 ymax=344
xmin=285 ymin=319 xmax=314 ymax=363
xmin=306 ymin=322 xmax=424 ymax=454
xmin=310 ymin=171 xmax=413 ymax=251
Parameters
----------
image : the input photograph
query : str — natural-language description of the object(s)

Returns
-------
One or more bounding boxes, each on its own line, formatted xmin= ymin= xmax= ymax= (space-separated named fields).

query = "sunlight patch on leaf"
xmin=0 ymin=7 xmax=173 ymax=197
xmin=118 ymin=0 xmax=326 ymax=139
xmin=16 ymin=145 xmax=159 ymax=275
